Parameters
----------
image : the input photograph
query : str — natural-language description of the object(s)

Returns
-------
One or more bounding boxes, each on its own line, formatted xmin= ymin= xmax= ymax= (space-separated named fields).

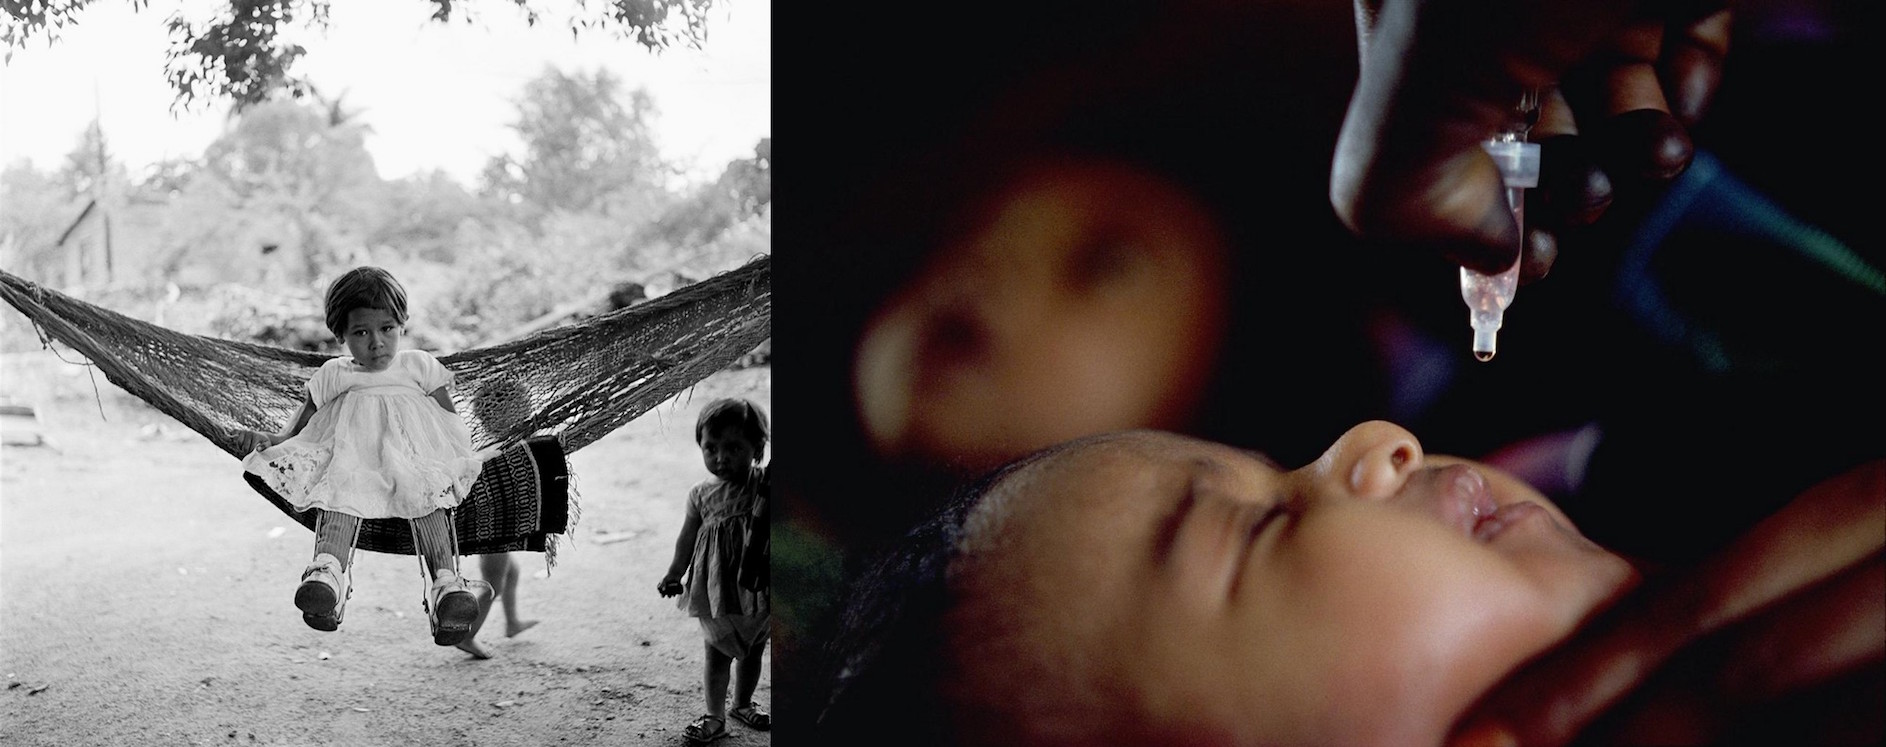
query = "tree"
xmin=0 ymin=160 xmax=82 ymax=283
xmin=195 ymin=98 xmax=385 ymax=282
xmin=3 ymin=0 xmax=720 ymax=112
xmin=59 ymin=119 xmax=131 ymax=203
xmin=134 ymin=157 xmax=201 ymax=203
xmin=367 ymin=170 xmax=484 ymax=264
xmin=628 ymin=136 xmax=768 ymax=258
xmin=478 ymin=67 xmax=673 ymax=220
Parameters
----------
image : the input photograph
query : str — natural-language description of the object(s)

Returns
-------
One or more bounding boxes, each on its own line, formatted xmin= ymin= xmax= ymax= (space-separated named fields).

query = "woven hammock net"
xmin=0 ymin=255 xmax=771 ymax=557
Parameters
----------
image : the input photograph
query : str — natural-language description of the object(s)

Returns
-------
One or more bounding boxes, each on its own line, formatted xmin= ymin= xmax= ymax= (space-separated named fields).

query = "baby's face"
xmin=943 ymin=423 xmax=1636 ymax=746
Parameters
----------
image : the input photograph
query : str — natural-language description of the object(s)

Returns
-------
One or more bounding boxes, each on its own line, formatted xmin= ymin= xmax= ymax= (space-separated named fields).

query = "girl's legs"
xmin=410 ymin=507 xmax=479 ymax=646
xmin=730 ymin=635 xmax=770 ymax=728
xmin=409 ymin=508 xmax=458 ymax=578
xmin=297 ymin=509 xmax=361 ymax=631
xmin=703 ymin=643 xmax=734 ymax=723
xmin=313 ymin=509 xmax=362 ymax=568
xmin=733 ymin=636 xmax=767 ymax=707
xmin=683 ymin=644 xmax=735 ymax=741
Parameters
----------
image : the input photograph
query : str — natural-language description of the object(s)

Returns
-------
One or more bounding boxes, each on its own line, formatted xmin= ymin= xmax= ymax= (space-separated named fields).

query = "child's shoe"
xmin=683 ymin=714 xmax=729 ymax=743
xmin=425 ymin=569 xmax=479 ymax=646
xmin=729 ymin=703 xmax=771 ymax=731
xmin=295 ymin=553 xmax=351 ymax=632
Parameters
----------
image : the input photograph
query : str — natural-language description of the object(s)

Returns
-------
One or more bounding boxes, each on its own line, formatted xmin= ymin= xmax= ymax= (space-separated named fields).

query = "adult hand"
xmin=1448 ymin=459 xmax=1886 ymax=747
xmin=1330 ymin=0 xmax=1732 ymax=283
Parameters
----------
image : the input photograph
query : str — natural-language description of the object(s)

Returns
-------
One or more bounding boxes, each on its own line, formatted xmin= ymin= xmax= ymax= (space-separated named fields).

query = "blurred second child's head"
xmin=696 ymin=398 xmax=770 ymax=481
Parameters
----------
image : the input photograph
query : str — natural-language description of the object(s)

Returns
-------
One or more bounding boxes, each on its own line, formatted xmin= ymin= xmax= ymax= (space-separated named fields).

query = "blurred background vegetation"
xmin=0 ymin=63 xmax=770 ymax=358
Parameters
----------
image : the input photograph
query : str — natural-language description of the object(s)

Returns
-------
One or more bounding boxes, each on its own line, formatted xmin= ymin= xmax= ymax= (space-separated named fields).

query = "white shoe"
xmin=295 ymin=553 xmax=350 ymax=632
xmin=425 ymin=569 xmax=478 ymax=646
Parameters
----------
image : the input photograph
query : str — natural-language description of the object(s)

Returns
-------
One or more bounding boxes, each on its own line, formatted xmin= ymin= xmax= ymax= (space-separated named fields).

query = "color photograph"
xmin=773 ymin=0 xmax=1880 ymax=745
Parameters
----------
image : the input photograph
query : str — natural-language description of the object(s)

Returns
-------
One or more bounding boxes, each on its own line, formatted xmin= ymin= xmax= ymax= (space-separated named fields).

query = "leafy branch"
xmin=3 ymin=0 xmax=719 ymax=113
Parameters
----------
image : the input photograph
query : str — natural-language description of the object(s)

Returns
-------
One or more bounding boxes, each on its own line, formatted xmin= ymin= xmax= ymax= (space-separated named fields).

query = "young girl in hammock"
xmin=659 ymin=397 xmax=772 ymax=743
xmin=236 ymin=266 xmax=495 ymax=647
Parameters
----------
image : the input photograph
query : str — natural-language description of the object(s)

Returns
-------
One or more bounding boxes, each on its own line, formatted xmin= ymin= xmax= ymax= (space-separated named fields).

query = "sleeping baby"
xmin=813 ymin=421 xmax=1640 ymax=746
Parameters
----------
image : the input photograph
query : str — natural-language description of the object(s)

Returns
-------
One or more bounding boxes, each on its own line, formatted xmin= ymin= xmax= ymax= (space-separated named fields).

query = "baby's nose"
xmin=1316 ymin=420 xmax=1424 ymax=500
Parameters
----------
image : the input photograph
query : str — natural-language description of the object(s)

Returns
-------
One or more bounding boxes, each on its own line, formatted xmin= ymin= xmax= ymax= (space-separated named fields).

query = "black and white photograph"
xmin=2 ymin=1 xmax=770 ymax=744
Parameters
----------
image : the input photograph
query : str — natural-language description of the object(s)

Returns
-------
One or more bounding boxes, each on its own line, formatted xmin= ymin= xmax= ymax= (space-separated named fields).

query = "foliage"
xmin=141 ymin=171 xmax=255 ymax=283
xmin=162 ymin=0 xmax=328 ymax=114
xmin=59 ymin=119 xmax=131 ymax=202
xmin=3 ymin=0 xmax=719 ymax=112
xmin=632 ymin=136 xmax=767 ymax=253
xmin=133 ymin=157 xmax=200 ymax=202
xmin=409 ymin=235 xmax=564 ymax=349
xmin=0 ymin=160 xmax=85 ymax=282
xmin=479 ymin=68 xmax=673 ymax=219
xmin=366 ymin=171 xmax=484 ymax=264
xmin=0 ymin=32 xmax=767 ymax=352
xmin=197 ymin=98 xmax=385 ymax=282
xmin=200 ymin=281 xmax=332 ymax=351
xmin=200 ymin=99 xmax=378 ymax=205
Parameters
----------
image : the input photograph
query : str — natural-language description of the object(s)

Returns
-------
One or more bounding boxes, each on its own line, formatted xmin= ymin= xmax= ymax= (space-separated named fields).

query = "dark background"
xmin=770 ymin=0 xmax=1883 ymax=740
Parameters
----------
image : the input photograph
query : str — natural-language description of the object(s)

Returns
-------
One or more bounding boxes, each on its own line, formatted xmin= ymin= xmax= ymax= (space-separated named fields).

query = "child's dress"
xmin=243 ymin=349 xmax=493 ymax=520
xmin=678 ymin=466 xmax=770 ymax=658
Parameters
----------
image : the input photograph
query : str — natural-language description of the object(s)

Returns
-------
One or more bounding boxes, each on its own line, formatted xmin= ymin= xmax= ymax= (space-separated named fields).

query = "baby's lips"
xmin=1426 ymin=463 xmax=1498 ymax=537
xmin=1473 ymin=501 xmax=1550 ymax=543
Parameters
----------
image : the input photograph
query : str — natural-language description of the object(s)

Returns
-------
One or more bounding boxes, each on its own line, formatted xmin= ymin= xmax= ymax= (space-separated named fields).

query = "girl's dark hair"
xmin=813 ymin=446 xmax=1066 ymax=746
xmin=696 ymin=398 xmax=771 ymax=460
xmin=323 ymin=266 xmax=410 ymax=338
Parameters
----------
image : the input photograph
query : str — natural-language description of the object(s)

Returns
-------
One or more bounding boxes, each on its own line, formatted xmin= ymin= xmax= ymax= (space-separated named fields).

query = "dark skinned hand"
xmin=1449 ymin=460 xmax=1885 ymax=746
xmin=1330 ymin=0 xmax=1732 ymax=283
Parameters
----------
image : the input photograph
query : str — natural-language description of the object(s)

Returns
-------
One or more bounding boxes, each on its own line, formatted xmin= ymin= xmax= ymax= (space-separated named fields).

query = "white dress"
xmin=243 ymin=349 xmax=494 ymax=520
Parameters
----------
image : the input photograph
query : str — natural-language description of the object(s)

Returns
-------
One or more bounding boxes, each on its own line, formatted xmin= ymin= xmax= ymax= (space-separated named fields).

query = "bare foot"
xmin=504 ymin=620 xmax=540 ymax=638
xmin=456 ymin=637 xmax=493 ymax=659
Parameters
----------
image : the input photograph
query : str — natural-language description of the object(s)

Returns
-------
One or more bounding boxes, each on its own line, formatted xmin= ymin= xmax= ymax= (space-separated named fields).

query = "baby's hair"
xmin=814 ymin=442 xmax=1072 ymax=746
xmin=695 ymin=398 xmax=771 ymax=461
xmin=324 ymin=266 xmax=410 ymax=338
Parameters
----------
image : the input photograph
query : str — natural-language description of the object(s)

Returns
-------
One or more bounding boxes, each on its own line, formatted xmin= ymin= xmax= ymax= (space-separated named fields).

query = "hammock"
xmin=0 ymin=255 xmax=772 ymax=560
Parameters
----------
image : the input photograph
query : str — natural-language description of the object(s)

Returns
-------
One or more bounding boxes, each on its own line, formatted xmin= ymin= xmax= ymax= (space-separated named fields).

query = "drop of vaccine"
xmin=1474 ymin=350 xmax=1495 ymax=362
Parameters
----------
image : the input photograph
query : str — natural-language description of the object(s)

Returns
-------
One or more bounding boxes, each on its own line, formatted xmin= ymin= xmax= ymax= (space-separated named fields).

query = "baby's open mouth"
xmin=1426 ymin=463 xmax=1554 ymax=543
xmin=1430 ymin=463 xmax=1497 ymax=537
xmin=1472 ymin=501 xmax=1548 ymax=542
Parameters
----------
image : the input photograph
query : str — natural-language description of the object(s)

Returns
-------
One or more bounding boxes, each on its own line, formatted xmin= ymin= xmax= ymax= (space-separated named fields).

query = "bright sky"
xmin=0 ymin=0 xmax=770 ymax=186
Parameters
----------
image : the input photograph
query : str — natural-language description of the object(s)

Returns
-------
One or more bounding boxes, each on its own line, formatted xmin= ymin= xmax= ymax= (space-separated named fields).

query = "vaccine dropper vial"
xmin=1462 ymin=91 xmax=1542 ymax=361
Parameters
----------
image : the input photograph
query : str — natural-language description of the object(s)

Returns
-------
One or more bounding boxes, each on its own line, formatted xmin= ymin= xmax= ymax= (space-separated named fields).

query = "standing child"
xmin=237 ymin=266 xmax=496 ymax=647
xmin=659 ymin=398 xmax=772 ymax=743
xmin=454 ymin=552 xmax=541 ymax=659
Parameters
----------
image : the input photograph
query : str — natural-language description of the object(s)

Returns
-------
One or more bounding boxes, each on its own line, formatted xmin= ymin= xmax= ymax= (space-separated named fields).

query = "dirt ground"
xmin=0 ymin=351 xmax=772 ymax=747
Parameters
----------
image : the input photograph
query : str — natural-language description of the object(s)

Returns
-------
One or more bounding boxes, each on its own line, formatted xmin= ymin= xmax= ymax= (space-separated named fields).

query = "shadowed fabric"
xmin=0 ymin=255 xmax=772 ymax=559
